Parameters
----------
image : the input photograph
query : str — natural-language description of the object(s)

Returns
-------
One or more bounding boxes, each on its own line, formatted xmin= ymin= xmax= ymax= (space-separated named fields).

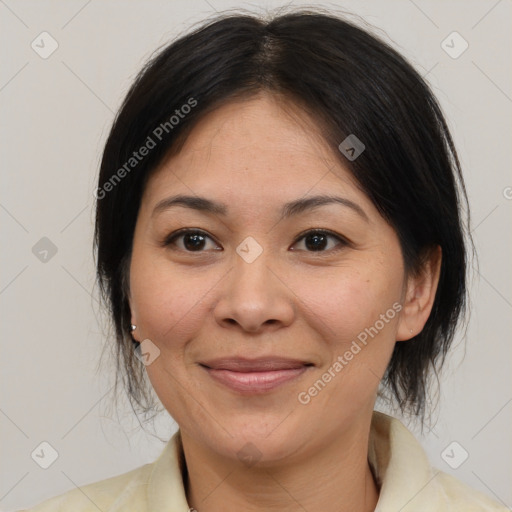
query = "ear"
xmin=396 ymin=245 xmax=442 ymax=341
xmin=122 ymin=256 xmax=139 ymax=340
xmin=129 ymin=306 xmax=139 ymax=342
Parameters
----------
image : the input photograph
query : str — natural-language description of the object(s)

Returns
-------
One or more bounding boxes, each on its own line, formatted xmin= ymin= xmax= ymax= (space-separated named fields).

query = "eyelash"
xmin=162 ymin=228 xmax=351 ymax=254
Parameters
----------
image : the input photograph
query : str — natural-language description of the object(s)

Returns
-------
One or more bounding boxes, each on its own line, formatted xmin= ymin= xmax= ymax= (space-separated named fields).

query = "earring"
xmin=130 ymin=324 xmax=137 ymax=331
xmin=410 ymin=329 xmax=413 ymax=334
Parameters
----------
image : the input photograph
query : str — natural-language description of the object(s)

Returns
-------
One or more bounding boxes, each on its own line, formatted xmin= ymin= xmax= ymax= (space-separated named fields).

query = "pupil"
xmin=184 ymin=233 xmax=205 ymax=251
xmin=305 ymin=233 xmax=327 ymax=251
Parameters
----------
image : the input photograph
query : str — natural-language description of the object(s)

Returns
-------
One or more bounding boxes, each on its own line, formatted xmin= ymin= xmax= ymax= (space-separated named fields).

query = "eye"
xmin=163 ymin=229 xmax=221 ymax=252
xmin=162 ymin=228 xmax=349 ymax=253
xmin=291 ymin=229 xmax=349 ymax=252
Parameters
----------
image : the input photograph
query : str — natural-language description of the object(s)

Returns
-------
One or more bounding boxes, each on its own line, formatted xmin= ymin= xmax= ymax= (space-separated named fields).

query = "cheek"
xmin=129 ymin=251 xmax=214 ymax=344
xmin=294 ymin=263 xmax=403 ymax=345
xmin=294 ymin=270 xmax=402 ymax=418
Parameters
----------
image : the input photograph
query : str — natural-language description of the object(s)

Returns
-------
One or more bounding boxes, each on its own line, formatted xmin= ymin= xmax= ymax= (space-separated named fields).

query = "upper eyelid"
xmin=164 ymin=230 xmax=225 ymax=254
xmin=294 ymin=228 xmax=348 ymax=242
xmin=164 ymin=228 xmax=349 ymax=249
xmin=292 ymin=229 xmax=352 ymax=250
xmin=164 ymin=228 xmax=220 ymax=246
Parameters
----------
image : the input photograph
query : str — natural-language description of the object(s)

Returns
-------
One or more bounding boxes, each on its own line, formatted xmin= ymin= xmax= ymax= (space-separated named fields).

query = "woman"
xmin=21 ymin=8 xmax=506 ymax=512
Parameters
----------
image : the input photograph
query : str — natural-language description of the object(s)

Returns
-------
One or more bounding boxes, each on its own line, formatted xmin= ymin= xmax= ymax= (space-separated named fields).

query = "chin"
xmin=203 ymin=413 xmax=310 ymax=466
xmin=221 ymin=434 xmax=302 ymax=468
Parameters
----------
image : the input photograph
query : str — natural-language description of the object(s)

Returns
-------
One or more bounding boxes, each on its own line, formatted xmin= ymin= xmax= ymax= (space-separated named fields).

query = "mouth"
xmin=199 ymin=357 xmax=314 ymax=394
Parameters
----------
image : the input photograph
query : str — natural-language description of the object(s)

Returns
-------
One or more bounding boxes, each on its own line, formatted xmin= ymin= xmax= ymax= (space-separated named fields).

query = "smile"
xmin=202 ymin=367 xmax=309 ymax=393
xmin=199 ymin=357 xmax=313 ymax=394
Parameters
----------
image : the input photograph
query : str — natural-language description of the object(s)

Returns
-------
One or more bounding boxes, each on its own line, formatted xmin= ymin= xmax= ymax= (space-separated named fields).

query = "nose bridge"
xmin=230 ymin=234 xmax=275 ymax=290
xmin=235 ymin=252 xmax=272 ymax=292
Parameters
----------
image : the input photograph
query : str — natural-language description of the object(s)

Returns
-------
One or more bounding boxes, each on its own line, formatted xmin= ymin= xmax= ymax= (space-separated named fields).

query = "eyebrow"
xmin=152 ymin=194 xmax=369 ymax=222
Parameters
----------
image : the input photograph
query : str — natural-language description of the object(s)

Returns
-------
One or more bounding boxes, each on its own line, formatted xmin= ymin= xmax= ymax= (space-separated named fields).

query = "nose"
xmin=213 ymin=251 xmax=295 ymax=334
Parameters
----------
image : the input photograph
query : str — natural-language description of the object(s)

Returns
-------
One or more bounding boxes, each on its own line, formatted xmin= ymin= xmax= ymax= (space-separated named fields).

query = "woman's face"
xmin=129 ymin=93 xmax=414 ymax=464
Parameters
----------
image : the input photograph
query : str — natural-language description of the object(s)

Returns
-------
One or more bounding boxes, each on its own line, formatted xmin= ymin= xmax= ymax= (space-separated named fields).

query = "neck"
xmin=180 ymin=420 xmax=379 ymax=512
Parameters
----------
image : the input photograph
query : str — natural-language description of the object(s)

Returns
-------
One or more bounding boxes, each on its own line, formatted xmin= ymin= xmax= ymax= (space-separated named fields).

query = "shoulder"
xmin=370 ymin=411 xmax=508 ymax=511
xmin=17 ymin=463 xmax=154 ymax=512
xmin=432 ymin=469 xmax=508 ymax=511
xmin=17 ymin=432 xmax=189 ymax=512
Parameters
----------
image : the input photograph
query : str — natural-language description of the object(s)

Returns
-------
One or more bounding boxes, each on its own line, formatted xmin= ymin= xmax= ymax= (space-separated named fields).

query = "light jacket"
xmin=19 ymin=411 xmax=507 ymax=511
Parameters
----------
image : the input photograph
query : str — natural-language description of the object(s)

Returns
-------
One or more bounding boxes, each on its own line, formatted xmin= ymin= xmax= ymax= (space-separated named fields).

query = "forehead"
xmin=143 ymin=93 xmax=364 ymax=208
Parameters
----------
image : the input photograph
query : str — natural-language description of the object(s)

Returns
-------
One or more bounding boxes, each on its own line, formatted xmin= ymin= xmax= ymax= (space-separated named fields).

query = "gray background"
xmin=1 ymin=0 xmax=511 ymax=509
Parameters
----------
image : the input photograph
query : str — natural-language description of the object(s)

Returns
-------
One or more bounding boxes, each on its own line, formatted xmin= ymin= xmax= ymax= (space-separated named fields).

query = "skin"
xmin=129 ymin=92 xmax=441 ymax=512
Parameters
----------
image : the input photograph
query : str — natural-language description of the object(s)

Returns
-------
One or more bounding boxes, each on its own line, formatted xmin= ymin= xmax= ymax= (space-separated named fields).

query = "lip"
xmin=200 ymin=357 xmax=311 ymax=372
xmin=199 ymin=357 xmax=312 ymax=394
